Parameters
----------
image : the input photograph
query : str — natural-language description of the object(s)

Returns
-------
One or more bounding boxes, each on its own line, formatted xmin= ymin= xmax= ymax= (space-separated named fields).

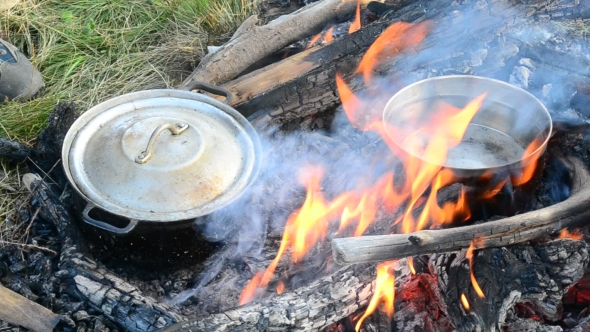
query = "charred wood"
xmin=430 ymin=239 xmax=589 ymax=331
xmin=29 ymin=102 xmax=78 ymax=187
xmin=23 ymin=174 xmax=183 ymax=332
xmin=227 ymin=0 xmax=436 ymax=124
xmin=0 ymin=138 xmax=30 ymax=162
xmin=161 ymin=262 xmax=379 ymax=332
xmin=258 ymin=0 xmax=306 ymax=24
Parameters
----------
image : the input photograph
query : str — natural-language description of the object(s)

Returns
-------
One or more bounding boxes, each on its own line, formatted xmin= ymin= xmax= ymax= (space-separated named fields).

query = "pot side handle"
xmin=82 ymin=203 xmax=139 ymax=235
xmin=181 ymin=81 xmax=234 ymax=105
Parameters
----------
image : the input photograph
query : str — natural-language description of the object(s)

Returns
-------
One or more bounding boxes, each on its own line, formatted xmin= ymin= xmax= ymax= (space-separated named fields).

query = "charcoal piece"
xmin=0 ymin=138 xmax=30 ymax=162
xmin=73 ymin=310 xmax=92 ymax=322
xmin=25 ymin=174 xmax=182 ymax=332
xmin=367 ymin=2 xmax=396 ymax=16
xmin=30 ymin=102 xmax=77 ymax=188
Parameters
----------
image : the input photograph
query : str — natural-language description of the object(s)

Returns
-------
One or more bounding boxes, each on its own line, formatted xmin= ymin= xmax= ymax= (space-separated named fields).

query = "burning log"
xmin=332 ymin=156 xmax=590 ymax=265
xmin=224 ymin=0 xmax=436 ymax=122
xmin=160 ymin=263 xmax=379 ymax=332
xmin=220 ymin=0 xmax=589 ymax=126
xmin=431 ymin=239 xmax=589 ymax=331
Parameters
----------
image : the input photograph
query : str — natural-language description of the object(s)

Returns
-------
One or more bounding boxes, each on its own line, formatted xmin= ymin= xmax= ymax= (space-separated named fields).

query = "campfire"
xmin=2 ymin=0 xmax=590 ymax=332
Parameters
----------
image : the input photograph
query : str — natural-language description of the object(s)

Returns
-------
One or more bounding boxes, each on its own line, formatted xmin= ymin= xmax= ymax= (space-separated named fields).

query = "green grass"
xmin=0 ymin=0 xmax=255 ymax=143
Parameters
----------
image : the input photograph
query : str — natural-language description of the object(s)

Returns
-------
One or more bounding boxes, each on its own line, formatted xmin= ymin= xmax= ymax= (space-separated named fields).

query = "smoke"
xmin=196 ymin=114 xmax=394 ymax=248
xmin=173 ymin=0 xmax=588 ymax=306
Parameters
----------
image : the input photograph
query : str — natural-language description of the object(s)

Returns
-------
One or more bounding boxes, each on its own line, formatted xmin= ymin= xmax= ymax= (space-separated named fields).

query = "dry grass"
xmin=553 ymin=19 xmax=590 ymax=39
xmin=0 ymin=0 xmax=256 ymax=241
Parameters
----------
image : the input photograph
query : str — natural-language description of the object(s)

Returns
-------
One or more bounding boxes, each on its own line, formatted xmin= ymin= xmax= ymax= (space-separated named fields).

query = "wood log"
xmin=332 ymin=156 xmax=590 ymax=265
xmin=23 ymin=174 xmax=184 ymax=332
xmin=322 ymin=263 xmax=455 ymax=332
xmin=0 ymin=284 xmax=60 ymax=332
xmin=223 ymin=0 xmax=589 ymax=126
xmin=219 ymin=0 xmax=415 ymax=107
xmin=160 ymin=262 xmax=378 ymax=332
xmin=431 ymin=239 xmax=589 ymax=331
xmin=227 ymin=0 xmax=434 ymax=122
xmin=179 ymin=0 xmax=360 ymax=86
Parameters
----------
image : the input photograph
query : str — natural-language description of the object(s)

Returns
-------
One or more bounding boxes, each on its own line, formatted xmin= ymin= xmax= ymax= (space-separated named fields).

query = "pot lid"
xmin=63 ymin=89 xmax=261 ymax=222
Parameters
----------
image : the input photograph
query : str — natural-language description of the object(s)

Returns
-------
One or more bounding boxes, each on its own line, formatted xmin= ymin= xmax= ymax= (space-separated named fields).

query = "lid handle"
xmin=136 ymin=122 xmax=189 ymax=164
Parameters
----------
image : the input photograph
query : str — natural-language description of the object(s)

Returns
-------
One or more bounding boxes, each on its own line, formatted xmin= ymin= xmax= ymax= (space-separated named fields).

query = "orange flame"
xmin=466 ymin=238 xmax=485 ymax=298
xmin=240 ymin=18 xmax=543 ymax=322
xmin=559 ymin=229 xmax=583 ymax=241
xmin=512 ymin=137 xmax=544 ymax=186
xmin=349 ymin=0 xmax=361 ymax=34
xmin=398 ymin=94 xmax=487 ymax=235
xmin=480 ymin=178 xmax=507 ymax=199
xmin=407 ymin=257 xmax=416 ymax=275
xmin=355 ymin=261 xmax=396 ymax=331
xmin=239 ymin=271 xmax=263 ymax=305
xmin=461 ymin=294 xmax=470 ymax=310
xmin=240 ymin=168 xmax=390 ymax=304
xmin=276 ymin=281 xmax=285 ymax=295
xmin=325 ymin=26 xmax=334 ymax=43
xmin=356 ymin=21 xmax=431 ymax=83
xmin=306 ymin=33 xmax=323 ymax=50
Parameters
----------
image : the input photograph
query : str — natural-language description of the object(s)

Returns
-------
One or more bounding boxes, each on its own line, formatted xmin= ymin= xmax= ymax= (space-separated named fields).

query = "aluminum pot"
xmin=62 ymin=82 xmax=262 ymax=236
xmin=382 ymin=75 xmax=553 ymax=180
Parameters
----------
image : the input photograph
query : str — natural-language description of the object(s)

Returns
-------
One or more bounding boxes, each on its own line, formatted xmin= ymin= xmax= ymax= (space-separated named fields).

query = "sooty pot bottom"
xmin=72 ymin=195 xmax=219 ymax=269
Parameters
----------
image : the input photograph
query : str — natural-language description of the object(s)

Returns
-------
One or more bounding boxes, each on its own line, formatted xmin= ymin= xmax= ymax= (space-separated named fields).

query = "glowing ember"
xmin=355 ymin=261 xmax=396 ymax=331
xmin=349 ymin=0 xmax=361 ymax=34
xmin=356 ymin=21 xmax=431 ymax=83
xmin=277 ymin=281 xmax=285 ymax=295
xmin=461 ymin=294 xmax=470 ymax=310
xmin=559 ymin=229 xmax=583 ymax=241
xmin=325 ymin=26 xmax=335 ymax=43
xmin=466 ymin=238 xmax=485 ymax=298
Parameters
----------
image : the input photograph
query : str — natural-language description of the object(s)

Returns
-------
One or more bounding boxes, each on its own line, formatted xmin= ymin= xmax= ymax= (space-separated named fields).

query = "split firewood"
xmin=431 ymin=239 xmax=589 ymax=331
xmin=23 ymin=174 xmax=184 ymax=332
xmin=332 ymin=156 xmax=590 ymax=265
xmin=180 ymin=0 xmax=361 ymax=87
xmin=224 ymin=0 xmax=434 ymax=121
xmin=0 ymin=284 xmax=60 ymax=332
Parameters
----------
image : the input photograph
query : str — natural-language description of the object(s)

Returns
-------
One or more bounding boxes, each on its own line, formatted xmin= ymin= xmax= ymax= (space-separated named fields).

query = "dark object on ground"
xmin=0 ymin=138 xmax=30 ymax=162
xmin=0 ymin=38 xmax=44 ymax=102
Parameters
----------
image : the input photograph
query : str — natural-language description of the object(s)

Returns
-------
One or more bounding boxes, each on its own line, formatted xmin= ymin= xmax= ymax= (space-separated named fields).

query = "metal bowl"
xmin=382 ymin=75 xmax=553 ymax=179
